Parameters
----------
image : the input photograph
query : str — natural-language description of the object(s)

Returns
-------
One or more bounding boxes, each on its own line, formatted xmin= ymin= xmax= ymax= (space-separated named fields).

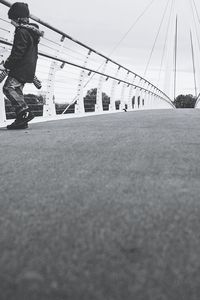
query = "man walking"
xmin=0 ymin=2 xmax=43 ymax=129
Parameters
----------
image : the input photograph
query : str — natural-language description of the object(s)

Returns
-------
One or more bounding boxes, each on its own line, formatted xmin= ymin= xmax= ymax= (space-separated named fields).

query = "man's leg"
xmin=3 ymin=76 xmax=28 ymax=115
xmin=3 ymin=76 xmax=34 ymax=128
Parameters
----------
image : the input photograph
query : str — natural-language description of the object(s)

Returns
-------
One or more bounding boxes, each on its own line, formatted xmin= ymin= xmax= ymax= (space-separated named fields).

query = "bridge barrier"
xmin=0 ymin=0 xmax=175 ymax=127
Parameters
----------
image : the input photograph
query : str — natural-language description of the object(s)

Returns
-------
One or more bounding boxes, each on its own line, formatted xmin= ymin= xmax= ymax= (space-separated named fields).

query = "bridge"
xmin=0 ymin=0 xmax=200 ymax=299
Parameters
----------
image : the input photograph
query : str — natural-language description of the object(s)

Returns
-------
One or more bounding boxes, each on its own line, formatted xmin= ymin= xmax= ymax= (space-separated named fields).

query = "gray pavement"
xmin=0 ymin=109 xmax=200 ymax=300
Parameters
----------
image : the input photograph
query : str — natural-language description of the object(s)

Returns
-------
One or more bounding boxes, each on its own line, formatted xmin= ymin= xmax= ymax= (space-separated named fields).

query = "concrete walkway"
xmin=0 ymin=109 xmax=200 ymax=300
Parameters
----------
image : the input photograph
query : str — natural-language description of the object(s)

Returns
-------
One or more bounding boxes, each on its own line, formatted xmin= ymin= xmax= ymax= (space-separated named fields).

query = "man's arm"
xmin=4 ymin=29 xmax=29 ymax=70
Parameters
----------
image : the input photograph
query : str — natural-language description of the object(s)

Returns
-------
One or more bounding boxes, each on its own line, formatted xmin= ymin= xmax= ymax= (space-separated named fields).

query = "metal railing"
xmin=0 ymin=0 xmax=175 ymax=127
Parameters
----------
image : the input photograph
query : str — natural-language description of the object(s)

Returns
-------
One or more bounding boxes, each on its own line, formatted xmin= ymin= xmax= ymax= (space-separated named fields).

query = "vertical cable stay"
xmin=157 ymin=0 xmax=175 ymax=85
xmin=173 ymin=15 xmax=178 ymax=100
xmin=143 ymin=0 xmax=171 ymax=78
xmin=190 ymin=30 xmax=198 ymax=97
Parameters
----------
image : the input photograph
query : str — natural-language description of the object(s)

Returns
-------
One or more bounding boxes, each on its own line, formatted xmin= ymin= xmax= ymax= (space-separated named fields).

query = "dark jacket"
xmin=4 ymin=23 xmax=43 ymax=83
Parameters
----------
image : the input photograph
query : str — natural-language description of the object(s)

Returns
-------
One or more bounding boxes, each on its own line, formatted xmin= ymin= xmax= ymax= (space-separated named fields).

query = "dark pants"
xmin=3 ymin=76 xmax=28 ymax=115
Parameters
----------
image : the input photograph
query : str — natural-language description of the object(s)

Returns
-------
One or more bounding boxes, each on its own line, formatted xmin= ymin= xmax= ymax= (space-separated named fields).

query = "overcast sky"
xmin=2 ymin=0 xmax=200 ymax=98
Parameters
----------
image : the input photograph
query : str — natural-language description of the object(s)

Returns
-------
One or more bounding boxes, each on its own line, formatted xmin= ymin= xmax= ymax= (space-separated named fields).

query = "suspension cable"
xmin=190 ymin=30 xmax=197 ymax=97
xmin=191 ymin=3 xmax=200 ymax=45
xmin=157 ymin=0 xmax=175 ymax=84
xmin=143 ymin=0 xmax=171 ymax=77
xmin=173 ymin=15 xmax=178 ymax=100
xmin=106 ymin=0 xmax=157 ymax=57
xmin=189 ymin=0 xmax=200 ymax=70
xmin=192 ymin=0 xmax=200 ymax=24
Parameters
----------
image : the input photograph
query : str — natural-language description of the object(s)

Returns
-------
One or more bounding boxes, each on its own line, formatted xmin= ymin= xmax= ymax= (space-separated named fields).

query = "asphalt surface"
xmin=0 ymin=109 xmax=200 ymax=300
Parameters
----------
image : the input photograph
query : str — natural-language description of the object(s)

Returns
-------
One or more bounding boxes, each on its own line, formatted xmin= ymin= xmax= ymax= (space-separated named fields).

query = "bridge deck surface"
xmin=0 ymin=109 xmax=200 ymax=300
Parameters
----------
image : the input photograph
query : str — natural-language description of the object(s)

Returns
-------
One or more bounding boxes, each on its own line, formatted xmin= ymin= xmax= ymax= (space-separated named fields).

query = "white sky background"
xmin=2 ymin=0 xmax=200 ymax=99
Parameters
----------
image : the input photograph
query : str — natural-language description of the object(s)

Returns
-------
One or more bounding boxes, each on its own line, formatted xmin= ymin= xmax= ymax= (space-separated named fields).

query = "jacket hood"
xmin=8 ymin=2 xmax=30 ymax=19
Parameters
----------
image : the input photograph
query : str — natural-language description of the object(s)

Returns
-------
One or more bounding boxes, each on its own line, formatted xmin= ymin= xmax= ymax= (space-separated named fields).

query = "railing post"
xmin=157 ymin=95 xmax=162 ymax=109
xmin=140 ymin=81 xmax=149 ymax=109
xmin=145 ymin=91 xmax=150 ymax=109
xmin=43 ymin=61 xmax=57 ymax=117
xmin=75 ymin=50 xmax=91 ymax=114
xmin=119 ymin=71 xmax=129 ymax=111
xmin=140 ymin=89 xmax=145 ymax=110
xmin=154 ymin=94 xmax=158 ymax=109
xmin=156 ymin=92 xmax=162 ymax=108
xmin=142 ymin=84 xmax=147 ymax=110
xmin=134 ymin=79 xmax=143 ymax=110
xmin=151 ymin=88 xmax=157 ymax=108
xmin=127 ymin=75 xmax=136 ymax=110
xmin=0 ymin=42 xmax=10 ymax=127
xmin=139 ymin=80 xmax=147 ymax=110
xmin=0 ymin=82 xmax=6 ymax=126
xmin=109 ymin=66 xmax=120 ymax=111
xmin=148 ymin=92 xmax=153 ymax=109
xmin=95 ymin=60 xmax=108 ymax=113
xmin=43 ymin=35 xmax=66 ymax=117
xmin=139 ymin=84 xmax=145 ymax=110
xmin=146 ymin=83 xmax=152 ymax=108
xmin=145 ymin=84 xmax=152 ymax=109
xmin=0 ymin=28 xmax=13 ymax=127
xmin=134 ymin=88 xmax=139 ymax=110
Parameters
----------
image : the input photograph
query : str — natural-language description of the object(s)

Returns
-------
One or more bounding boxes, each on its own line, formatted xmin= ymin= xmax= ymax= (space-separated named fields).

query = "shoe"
xmin=17 ymin=108 xmax=35 ymax=124
xmin=7 ymin=121 xmax=28 ymax=130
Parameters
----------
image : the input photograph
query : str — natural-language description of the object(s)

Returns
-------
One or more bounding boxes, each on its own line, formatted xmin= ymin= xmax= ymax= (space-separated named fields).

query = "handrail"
xmin=0 ymin=0 xmax=173 ymax=103
xmin=0 ymin=38 xmax=175 ymax=108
